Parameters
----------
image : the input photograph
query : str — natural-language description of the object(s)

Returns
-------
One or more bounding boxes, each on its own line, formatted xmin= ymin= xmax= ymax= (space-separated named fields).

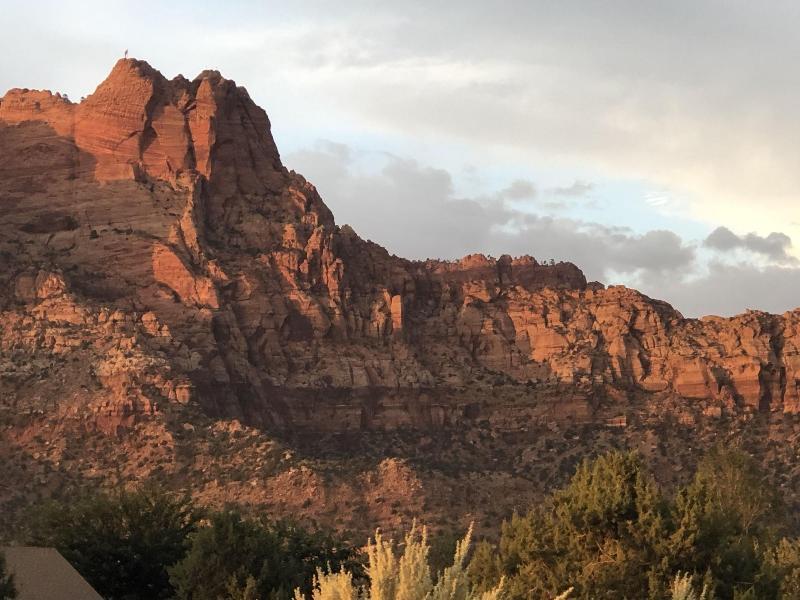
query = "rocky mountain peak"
xmin=4 ymin=58 xmax=800 ymax=537
xmin=0 ymin=58 xmax=285 ymax=191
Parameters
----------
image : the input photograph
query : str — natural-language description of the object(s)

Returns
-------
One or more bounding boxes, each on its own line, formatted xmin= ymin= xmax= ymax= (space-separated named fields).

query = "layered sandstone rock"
xmin=1 ymin=57 xmax=799 ymax=443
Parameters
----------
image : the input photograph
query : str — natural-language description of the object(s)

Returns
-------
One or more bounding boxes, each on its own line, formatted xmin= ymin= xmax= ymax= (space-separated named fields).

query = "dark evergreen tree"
xmin=668 ymin=445 xmax=782 ymax=599
xmin=27 ymin=486 xmax=199 ymax=600
xmin=470 ymin=451 xmax=672 ymax=599
xmin=469 ymin=447 xmax=794 ymax=599
xmin=169 ymin=509 xmax=360 ymax=600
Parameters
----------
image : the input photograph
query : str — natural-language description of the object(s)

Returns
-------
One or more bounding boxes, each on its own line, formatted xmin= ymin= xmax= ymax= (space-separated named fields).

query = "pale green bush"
xmin=299 ymin=523 xmax=510 ymax=600
xmin=670 ymin=573 xmax=710 ymax=600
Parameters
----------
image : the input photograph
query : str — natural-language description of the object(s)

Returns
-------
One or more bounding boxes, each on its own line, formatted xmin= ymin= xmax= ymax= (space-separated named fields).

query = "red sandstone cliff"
xmin=5 ymin=58 xmax=800 ymax=536
xmin=1 ymin=58 xmax=799 ymax=440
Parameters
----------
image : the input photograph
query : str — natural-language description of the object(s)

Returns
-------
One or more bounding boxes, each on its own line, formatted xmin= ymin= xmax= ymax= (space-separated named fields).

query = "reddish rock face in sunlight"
xmin=2 ymin=59 xmax=800 ymax=536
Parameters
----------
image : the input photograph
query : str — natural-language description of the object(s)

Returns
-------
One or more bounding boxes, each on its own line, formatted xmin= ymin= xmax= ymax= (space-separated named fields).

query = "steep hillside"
xmin=2 ymin=59 xmax=800 ymax=538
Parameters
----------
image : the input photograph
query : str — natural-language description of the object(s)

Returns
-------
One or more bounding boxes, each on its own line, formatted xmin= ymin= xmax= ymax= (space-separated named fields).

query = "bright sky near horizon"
xmin=2 ymin=0 xmax=800 ymax=317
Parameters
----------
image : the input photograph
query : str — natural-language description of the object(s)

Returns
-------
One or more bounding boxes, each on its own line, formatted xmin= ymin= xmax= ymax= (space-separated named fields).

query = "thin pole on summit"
xmin=124 ymin=49 xmax=128 ymax=59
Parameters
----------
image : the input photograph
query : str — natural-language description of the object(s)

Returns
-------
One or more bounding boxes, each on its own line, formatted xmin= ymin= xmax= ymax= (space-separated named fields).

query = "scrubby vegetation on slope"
xmin=6 ymin=446 xmax=800 ymax=599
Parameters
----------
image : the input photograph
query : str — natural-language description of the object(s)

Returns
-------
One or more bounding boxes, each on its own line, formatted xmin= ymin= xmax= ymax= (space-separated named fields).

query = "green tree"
xmin=27 ymin=486 xmax=199 ymax=600
xmin=469 ymin=447 xmax=787 ymax=599
xmin=0 ymin=552 xmax=16 ymax=600
xmin=429 ymin=529 xmax=463 ymax=576
xmin=757 ymin=537 xmax=800 ymax=599
xmin=469 ymin=451 xmax=672 ymax=599
xmin=468 ymin=540 xmax=503 ymax=595
xmin=668 ymin=446 xmax=781 ymax=599
xmin=170 ymin=509 xmax=359 ymax=600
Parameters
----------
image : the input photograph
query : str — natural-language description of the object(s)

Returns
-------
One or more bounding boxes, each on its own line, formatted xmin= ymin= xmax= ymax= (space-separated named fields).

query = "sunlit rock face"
xmin=7 ymin=58 xmax=800 ymax=540
xmin=1 ymin=57 xmax=799 ymax=442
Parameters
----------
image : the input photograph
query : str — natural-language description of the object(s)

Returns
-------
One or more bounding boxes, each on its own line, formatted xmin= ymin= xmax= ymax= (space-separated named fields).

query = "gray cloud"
xmin=288 ymin=142 xmax=508 ymax=259
xmin=287 ymin=141 xmax=800 ymax=318
xmin=250 ymin=1 xmax=800 ymax=235
xmin=538 ymin=180 xmax=597 ymax=211
xmin=640 ymin=261 xmax=800 ymax=318
xmin=704 ymin=226 xmax=797 ymax=264
xmin=492 ymin=218 xmax=696 ymax=285
xmin=287 ymin=141 xmax=695 ymax=278
xmin=499 ymin=179 xmax=537 ymax=200
xmin=550 ymin=180 xmax=594 ymax=198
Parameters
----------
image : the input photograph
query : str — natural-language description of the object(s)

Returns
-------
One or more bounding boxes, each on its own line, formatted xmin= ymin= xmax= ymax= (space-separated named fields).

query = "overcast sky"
xmin=2 ymin=0 xmax=799 ymax=317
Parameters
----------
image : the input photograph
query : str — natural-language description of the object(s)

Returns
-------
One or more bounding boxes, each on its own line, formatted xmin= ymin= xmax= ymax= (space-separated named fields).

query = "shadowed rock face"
xmin=1 ymin=58 xmax=799 ymax=442
xmin=6 ymin=58 xmax=800 ymax=540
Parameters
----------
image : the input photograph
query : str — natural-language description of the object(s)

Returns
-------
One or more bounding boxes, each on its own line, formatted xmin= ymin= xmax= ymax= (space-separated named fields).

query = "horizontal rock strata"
xmin=1 ymin=58 xmax=799 ymax=440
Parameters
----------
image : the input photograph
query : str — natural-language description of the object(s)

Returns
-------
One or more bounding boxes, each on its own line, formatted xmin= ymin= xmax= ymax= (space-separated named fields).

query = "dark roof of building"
xmin=1 ymin=546 xmax=103 ymax=600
